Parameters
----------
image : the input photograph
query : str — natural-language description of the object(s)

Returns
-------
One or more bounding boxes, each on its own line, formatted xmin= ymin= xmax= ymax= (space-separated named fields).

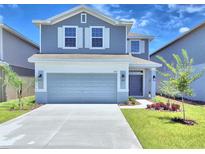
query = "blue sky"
xmin=1 ymin=4 xmax=205 ymax=53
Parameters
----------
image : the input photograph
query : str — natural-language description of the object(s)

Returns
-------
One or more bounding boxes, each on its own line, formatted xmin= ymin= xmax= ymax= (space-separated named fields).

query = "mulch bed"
xmin=171 ymin=117 xmax=197 ymax=126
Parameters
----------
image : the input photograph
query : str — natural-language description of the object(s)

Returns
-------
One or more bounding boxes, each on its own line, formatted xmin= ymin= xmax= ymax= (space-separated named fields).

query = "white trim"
xmin=39 ymin=24 xmax=41 ymax=53
xmin=90 ymin=26 xmax=105 ymax=49
xmin=129 ymin=69 xmax=145 ymax=97
xmin=62 ymin=25 xmax=78 ymax=49
xmin=32 ymin=5 xmax=133 ymax=27
xmin=35 ymin=70 xmax=47 ymax=92
xmin=0 ymin=27 xmax=3 ymax=60
xmin=81 ymin=13 xmax=87 ymax=23
xmin=131 ymin=40 xmax=141 ymax=54
xmin=34 ymin=61 xmax=129 ymax=93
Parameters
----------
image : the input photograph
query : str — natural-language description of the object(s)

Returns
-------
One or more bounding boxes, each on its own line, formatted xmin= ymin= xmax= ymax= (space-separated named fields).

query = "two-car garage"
xmin=47 ymin=73 xmax=117 ymax=104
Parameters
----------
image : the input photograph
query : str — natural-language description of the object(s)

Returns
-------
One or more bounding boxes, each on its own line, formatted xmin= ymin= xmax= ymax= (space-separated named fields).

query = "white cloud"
xmin=0 ymin=15 xmax=3 ymax=23
xmin=168 ymin=4 xmax=177 ymax=9
xmin=179 ymin=27 xmax=190 ymax=33
xmin=9 ymin=4 xmax=18 ymax=8
xmin=138 ymin=19 xmax=149 ymax=27
xmin=90 ymin=4 xmax=113 ymax=16
xmin=110 ymin=4 xmax=120 ymax=8
xmin=0 ymin=4 xmax=4 ymax=8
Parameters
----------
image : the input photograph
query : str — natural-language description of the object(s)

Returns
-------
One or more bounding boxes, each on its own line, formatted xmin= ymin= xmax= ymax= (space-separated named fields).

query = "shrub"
xmin=128 ymin=97 xmax=137 ymax=105
xmin=147 ymin=102 xmax=180 ymax=112
xmin=9 ymin=103 xmax=18 ymax=110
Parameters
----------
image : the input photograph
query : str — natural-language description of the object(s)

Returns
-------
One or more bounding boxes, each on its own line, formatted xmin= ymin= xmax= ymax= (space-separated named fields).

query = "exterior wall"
xmin=127 ymin=38 xmax=149 ymax=59
xmin=151 ymin=25 xmax=205 ymax=65
xmin=41 ymin=12 xmax=126 ymax=54
xmin=2 ymin=29 xmax=38 ymax=69
xmin=35 ymin=61 xmax=129 ymax=104
xmin=150 ymin=25 xmax=205 ymax=102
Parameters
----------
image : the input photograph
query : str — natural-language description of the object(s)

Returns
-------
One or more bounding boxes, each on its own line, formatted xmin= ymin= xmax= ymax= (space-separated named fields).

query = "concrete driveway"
xmin=0 ymin=104 xmax=141 ymax=149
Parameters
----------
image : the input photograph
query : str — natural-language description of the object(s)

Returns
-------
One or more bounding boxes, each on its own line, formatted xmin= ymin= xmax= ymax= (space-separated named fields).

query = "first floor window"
xmin=91 ymin=27 xmax=103 ymax=48
xmin=131 ymin=40 xmax=140 ymax=53
xmin=64 ymin=27 xmax=76 ymax=47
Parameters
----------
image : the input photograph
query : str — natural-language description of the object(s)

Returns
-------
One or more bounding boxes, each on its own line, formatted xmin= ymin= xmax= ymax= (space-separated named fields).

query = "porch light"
xmin=121 ymin=74 xmax=125 ymax=81
xmin=148 ymin=92 xmax=151 ymax=98
xmin=38 ymin=73 xmax=43 ymax=79
xmin=153 ymin=75 xmax=156 ymax=81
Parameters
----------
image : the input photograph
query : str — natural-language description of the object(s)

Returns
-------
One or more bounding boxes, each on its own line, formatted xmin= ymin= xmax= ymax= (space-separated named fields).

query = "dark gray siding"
xmin=10 ymin=65 xmax=34 ymax=77
xmin=3 ymin=29 xmax=38 ymax=70
xmin=41 ymin=12 xmax=126 ymax=54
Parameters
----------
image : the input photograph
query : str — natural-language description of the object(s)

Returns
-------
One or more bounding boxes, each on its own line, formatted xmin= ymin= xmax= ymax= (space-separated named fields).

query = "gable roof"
xmin=128 ymin=32 xmax=154 ymax=41
xmin=32 ymin=5 xmax=133 ymax=30
xmin=150 ymin=20 xmax=205 ymax=56
xmin=0 ymin=23 xmax=39 ymax=49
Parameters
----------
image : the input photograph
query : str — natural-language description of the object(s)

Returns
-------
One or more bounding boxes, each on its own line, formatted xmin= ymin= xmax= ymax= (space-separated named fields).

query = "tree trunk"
xmin=182 ymin=95 xmax=186 ymax=120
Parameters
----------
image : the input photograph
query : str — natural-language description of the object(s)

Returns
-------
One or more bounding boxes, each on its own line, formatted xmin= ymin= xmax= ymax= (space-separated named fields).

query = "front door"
xmin=129 ymin=70 xmax=143 ymax=96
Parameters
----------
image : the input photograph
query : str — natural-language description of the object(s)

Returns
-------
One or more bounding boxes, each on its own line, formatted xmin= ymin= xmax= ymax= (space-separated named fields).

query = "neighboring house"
xmin=150 ymin=21 xmax=205 ymax=103
xmin=29 ymin=5 xmax=161 ymax=104
xmin=0 ymin=24 xmax=39 ymax=102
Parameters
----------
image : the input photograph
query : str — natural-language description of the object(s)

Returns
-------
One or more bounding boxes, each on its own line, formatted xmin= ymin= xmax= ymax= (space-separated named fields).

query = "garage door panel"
xmin=47 ymin=73 xmax=117 ymax=104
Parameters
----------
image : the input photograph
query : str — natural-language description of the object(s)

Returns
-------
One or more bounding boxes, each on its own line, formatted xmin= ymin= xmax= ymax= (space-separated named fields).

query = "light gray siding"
xmin=41 ymin=12 xmax=126 ymax=54
xmin=150 ymin=24 xmax=205 ymax=102
xmin=47 ymin=73 xmax=117 ymax=104
xmin=151 ymin=25 xmax=205 ymax=65
xmin=2 ymin=29 xmax=38 ymax=70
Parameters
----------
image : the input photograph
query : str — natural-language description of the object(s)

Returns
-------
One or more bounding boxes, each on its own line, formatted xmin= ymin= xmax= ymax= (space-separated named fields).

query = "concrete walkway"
xmin=120 ymin=99 xmax=152 ymax=109
xmin=0 ymin=104 xmax=142 ymax=149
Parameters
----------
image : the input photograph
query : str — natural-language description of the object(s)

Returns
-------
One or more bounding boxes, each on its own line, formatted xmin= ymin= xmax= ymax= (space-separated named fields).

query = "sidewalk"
xmin=119 ymin=99 xmax=152 ymax=109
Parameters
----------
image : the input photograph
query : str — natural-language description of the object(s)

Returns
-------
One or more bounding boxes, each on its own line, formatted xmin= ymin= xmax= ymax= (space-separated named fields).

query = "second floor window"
xmin=91 ymin=27 xmax=103 ymax=48
xmin=64 ymin=27 xmax=76 ymax=48
xmin=131 ymin=40 xmax=140 ymax=53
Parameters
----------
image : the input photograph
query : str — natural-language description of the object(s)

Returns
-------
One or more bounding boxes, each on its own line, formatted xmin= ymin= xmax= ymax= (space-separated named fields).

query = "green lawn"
xmin=121 ymin=96 xmax=205 ymax=149
xmin=0 ymin=96 xmax=37 ymax=124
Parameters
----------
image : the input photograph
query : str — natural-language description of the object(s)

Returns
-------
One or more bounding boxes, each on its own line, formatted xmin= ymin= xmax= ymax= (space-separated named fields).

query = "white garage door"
xmin=47 ymin=73 xmax=117 ymax=104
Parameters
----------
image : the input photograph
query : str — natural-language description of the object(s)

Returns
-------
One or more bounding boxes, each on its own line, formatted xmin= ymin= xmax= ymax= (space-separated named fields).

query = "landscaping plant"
xmin=0 ymin=64 xmax=24 ymax=110
xmin=156 ymin=49 xmax=205 ymax=123
xmin=158 ymin=80 xmax=180 ymax=104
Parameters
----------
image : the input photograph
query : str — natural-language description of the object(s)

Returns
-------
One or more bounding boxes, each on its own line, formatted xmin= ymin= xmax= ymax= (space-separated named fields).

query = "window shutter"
xmin=127 ymin=40 xmax=131 ymax=53
xmin=57 ymin=27 xmax=63 ymax=48
xmin=104 ymin=28 xmax=110 ymax=48
xmin=77 ymin=27 xmax=83 ymax=48
xmin=140 ymin=40 xmax=145 ymax=53
xmin=85 ymin=27 xmax=91 ymax=48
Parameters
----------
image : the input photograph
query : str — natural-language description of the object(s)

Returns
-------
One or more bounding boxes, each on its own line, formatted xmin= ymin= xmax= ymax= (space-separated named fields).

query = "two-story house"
xmin=0 ymin=24 xmax=39 ymax=102
xmin=28 ymin=5 xmax=161 ymax=104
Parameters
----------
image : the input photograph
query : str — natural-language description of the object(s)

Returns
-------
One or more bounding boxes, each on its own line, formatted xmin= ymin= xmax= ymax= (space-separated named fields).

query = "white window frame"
xmin=131 ymin=40 xmax=141 ymax=54
xmin=81 ymin=13 xmax=87 ymax=23
xmin=90 ymin=26 xmax=105 ymax=49
xmin=63 ymin=25 xmax=78 ymax=49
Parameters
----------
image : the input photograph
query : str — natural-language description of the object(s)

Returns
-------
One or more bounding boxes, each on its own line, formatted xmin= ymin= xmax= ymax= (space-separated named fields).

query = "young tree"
xmin=156 ymin=49 xmax=205 ymax=120
xmin=159 ymin=80 xmax=179 ymax=104
xmin=0 ymin=64 xmax=23 ymax=109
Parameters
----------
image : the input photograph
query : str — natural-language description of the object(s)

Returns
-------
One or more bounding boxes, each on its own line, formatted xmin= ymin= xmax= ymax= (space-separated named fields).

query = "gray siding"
xmin=150 ymin=25 xmax=205 ymax=102
xmin=10 ymin=65 xmax=34 ymax=77
xmin=41 ymin=12 xmax=126 ymax=54
xmin=2 ymin=29 xmax=38 ymax=70
xmin=151 ymin=25 xmax=205 ymax=65
xmin=129 ymin=39 xmax=149 ymax=59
